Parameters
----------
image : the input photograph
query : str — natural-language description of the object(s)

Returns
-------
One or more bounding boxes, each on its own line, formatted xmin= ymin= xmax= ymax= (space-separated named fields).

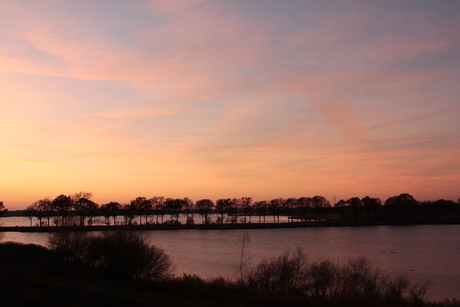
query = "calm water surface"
xmin=1 ymin=218 xmax=459 ymax=301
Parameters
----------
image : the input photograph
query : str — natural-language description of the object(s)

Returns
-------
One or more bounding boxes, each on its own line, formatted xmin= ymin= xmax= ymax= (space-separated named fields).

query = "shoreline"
xmin=1 ymin=219 xmax=459 ymax=232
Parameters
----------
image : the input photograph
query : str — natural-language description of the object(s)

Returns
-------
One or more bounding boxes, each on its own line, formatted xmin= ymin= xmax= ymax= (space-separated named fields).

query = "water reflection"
xmin=1 ymin=224 xmax=459 ymax=301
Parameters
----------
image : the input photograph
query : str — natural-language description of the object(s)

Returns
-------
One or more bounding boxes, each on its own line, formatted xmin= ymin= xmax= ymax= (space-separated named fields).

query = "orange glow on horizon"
xmin=1 ymin=1 xmax=459 ymax=210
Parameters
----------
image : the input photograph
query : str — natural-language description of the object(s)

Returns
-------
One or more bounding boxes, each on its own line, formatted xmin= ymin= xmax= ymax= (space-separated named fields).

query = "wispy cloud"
xmin=85 ymin=109 xmax=179 ymax=119
xmin=1 ymin=0 xmax=460 ymax=208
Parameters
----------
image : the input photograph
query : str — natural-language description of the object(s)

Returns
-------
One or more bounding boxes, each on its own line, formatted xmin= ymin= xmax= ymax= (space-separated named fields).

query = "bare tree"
xmin=362 ymin=196 xmax=381 ymax=221
xmin=129 ymin=197 xmax=151 ymax=225
xmin=312 ymin=196 xmax=330 ymax=222
xmin=269 ymin=198 xmax=284 ymax=223
xmin=228 ymin=198 xmax=240 ymax=224
xmin=25 ymin=198 xmax=51 ymax=226
xmin=347 ymin=197 xmax=362 ymax=222
xmin=0 ymin=201 xmax=7 ymax=217
xmin=215 ymin=198 xmax=232 ymax=224
xmin=100 ymin=202 xmax=121 ymax=225
xmin=236 ymin=231 xmax=251 ymax=282
xmin=334 ymin=199 xmax=347 ymax=221
xmin=164 ymin=198 xmax=184 ymax=223
xmin=246 ymin=248 xmax=308 ymax=293
xmin=123 ymin=203 xmax=137 ymax=225
xmin=253 ymin=200 xmax=268 ymax=223
xmin=73 ymin=195 xmax=98 ymax=226
xmin=284 ymin=197 xmax=297 ymax=222
xmin=150 ymin=196 xmax=165 ymax=224
xmin=240 ymin=197 xmax=253 ymax=223
xmin=297 ymin=197 xmax=313 ymax=222
xmin=52 ymin=195 xmax=73 ymax=226
xmin=196 ymin=199 xmax=214 ymax=224
xmin=183 ymin=197 xmax=195 ymax=224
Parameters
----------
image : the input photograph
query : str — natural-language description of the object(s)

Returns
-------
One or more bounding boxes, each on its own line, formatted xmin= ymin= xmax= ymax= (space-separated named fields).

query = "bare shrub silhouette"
xmin=48 ymin=231 xmax=172 ymax=281
xmin=234 ymin=230 xmax=251 ymax=282
xmin=246 ymin=248 xmax=308 ymax=293
xmin=243 ymin=249 xmax=433 ymax=305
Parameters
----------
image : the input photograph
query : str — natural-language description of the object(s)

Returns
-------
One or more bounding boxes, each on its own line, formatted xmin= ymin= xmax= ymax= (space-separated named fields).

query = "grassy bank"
xmin=1 ymin=236 xmax=459 ymax=307
xmin=0 ymin=242 xmax=236 ymax=307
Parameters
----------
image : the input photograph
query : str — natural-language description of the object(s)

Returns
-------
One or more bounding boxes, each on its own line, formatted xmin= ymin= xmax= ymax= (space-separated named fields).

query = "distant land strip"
xmin=1 ymin=220 xmax=459 ymax=232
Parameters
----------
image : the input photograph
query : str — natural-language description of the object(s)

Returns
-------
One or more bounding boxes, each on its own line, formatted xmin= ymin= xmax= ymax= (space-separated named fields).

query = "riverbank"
xmin=1 ymin=240 xmax=459 ymax=307
xmin=1 ymin=219 xmax=459 ymax=232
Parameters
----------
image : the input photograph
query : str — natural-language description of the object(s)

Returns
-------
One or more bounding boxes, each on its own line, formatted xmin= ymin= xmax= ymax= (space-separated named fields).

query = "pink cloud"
xmin=1 ymin=1 xmax=460 ymax=207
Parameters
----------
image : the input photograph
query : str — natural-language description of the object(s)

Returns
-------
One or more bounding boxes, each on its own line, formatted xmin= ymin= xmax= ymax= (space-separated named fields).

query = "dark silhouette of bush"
xmin=242 ymin=249 xmax=437 ymax=306
xmin=48 ymin=231 xmax=172 ymax=281
xmin=0 ymin=242 xmax=204 ymax=306
xmin=0 ymin=201 xmax=7 ymax=217
xmin=246 ymin=248 xmax=308 ymax=293
xmin=2 ymin=241 xmax=459 ymax=306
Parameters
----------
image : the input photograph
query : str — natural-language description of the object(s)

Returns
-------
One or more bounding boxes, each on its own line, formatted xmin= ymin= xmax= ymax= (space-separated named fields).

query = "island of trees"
xmin=1 ymin=192 xmax=459 ymax=230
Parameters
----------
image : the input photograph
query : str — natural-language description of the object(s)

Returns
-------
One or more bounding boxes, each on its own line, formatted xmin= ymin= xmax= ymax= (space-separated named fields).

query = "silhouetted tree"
xmin=41 ymin=198 xmax=53 ymax=226
xmin=73 ymin=196 xmax=98 ymax=226
xmin=297 ymin=197 xmax=313 ymax=221
xmin=25 ymin=198 xmax=51 ymax=226
xmin=384 ymin=193 xmax=417 ymax=220
xmin=150 ymin=196 xmax=165 ymax=224
xmin=183 ymin=197 xmax=194 ymax=224
xmin=312 ymin=196 xmax=330 ymax=221
xmin=347 ymin=197 xmax=362 ymax=222
xmin=98 ymin=204 xmax=110 ymax=226
xmin=284 ymin=198 xmax=297 ymax=222
xmin=129 ymin=197 xmax=150 ymax=225
xmin=269 ymin=198 xmax=284 ymax=223
xmin=87 ymin=201 xmax=99 ymax=226
xmin=362 ymin=196 xmax=381 ymax=221
xmin=70 ymin=191 xmax=93 ymax=226
xmin=240 ymin=197 xmax=253 ymax=223
xmin=418 ymin=200 xmax=437 ymax=219
xmin=434 ymin=199 xmax=459 ymax=218
xmin=141 ymin=198 xmax=153 ymax=225
xmin=334 ymin=199 xmax=347 ymax=221
xmin=215 ymin=198 xmax=232 ymax=224
xmin=0 ymin=201 xmax=7 ymax=217
xmin=228 ymin=198 xmax=240 ymax=224
xmin=246 ymin=248 xmax=308 ymax=293
xmin=100 ymin=201 xmax=121 ymax=225
xmin=52 ymin=195 xmax=73 ymax=226
xmin=253 ymin=200 xmax=268 ymax=223
xmin=196 ymin=199 xmax=214 ymax=224
xmin=24 ymin=205 xmax=35 ymax=226
xmin=123 ymin=203 xmax=137 ymax=225
xmin=164 ymin=198 xmax=184 ymax=223
xmin=173 ymin=198 xmax=186 ymax=223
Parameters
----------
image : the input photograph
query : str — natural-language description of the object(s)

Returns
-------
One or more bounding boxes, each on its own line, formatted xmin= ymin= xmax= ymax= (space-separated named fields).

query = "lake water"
xmin=1 ymin=216 xmax=459 ymax=301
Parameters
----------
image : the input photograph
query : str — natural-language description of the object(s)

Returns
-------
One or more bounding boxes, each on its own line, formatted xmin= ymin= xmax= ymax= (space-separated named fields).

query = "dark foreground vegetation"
xmin=1 ymin=232 xmax=458 ymax=307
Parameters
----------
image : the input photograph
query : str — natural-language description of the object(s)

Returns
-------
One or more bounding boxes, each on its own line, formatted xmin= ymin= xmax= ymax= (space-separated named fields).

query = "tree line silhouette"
xmin=8 ymin=192 xmax=458 ymax=227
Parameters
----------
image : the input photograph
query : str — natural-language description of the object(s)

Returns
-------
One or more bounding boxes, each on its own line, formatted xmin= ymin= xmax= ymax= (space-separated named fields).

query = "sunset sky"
xmin=1 ymin=0 xmax=460 ymax=209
